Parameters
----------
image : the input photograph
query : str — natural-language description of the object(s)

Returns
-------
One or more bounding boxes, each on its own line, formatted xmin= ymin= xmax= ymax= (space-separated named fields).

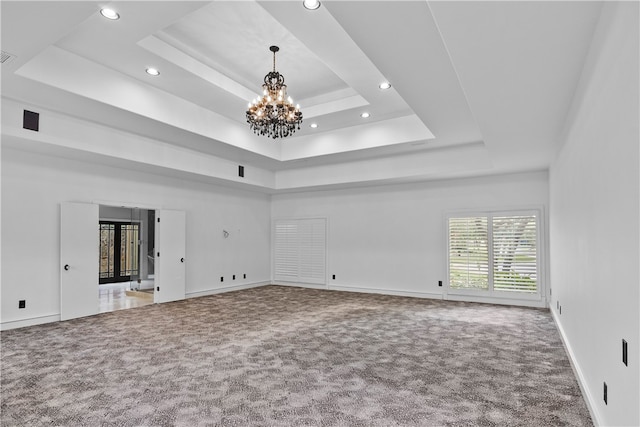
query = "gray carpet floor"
xmin=1 ymin=285 xmax=592 ymax=426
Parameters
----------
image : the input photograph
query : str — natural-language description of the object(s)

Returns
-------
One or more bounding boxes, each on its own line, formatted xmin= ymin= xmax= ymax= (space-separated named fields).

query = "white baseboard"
xmin=445 ymin=293 xmax=547 ymax=308
xmin=551 ymin=309 xmax=601 ymax=426
xmin=271 ymin=281 xmax=328 ymax=290
xmin=329 ymin=284 xmax=444 ymax=300
xmin=271 ymin=281 xmax=444 ymax=300
xmin=0 ymin=314 xmax=61 ymax=331
xmin=185 ymin=281 xmax=270 ymax=299
xmin=271 ymin=282 xmax=547 ymax=308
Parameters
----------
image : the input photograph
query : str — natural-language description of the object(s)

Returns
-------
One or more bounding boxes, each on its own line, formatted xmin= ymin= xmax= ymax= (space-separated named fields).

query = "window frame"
xmin=445 ymin=208 xmax=545 ymax=303
xmin=272 ymin=217 xmax=328 ymax=286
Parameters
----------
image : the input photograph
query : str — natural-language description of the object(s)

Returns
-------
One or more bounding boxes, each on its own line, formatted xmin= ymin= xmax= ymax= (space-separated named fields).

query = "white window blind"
xmin=448 ymin=217 xmax=489 ymax=290
xmin=274 ymin=218 xmax=326 ymax=284
xmin=448 ymin=212 xmax=538 ymax=294
xmin=492 ymin=215 xmax=537 ymax=293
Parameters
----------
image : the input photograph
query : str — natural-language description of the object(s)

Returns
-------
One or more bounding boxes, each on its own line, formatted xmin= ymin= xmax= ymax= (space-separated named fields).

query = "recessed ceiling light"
xmin=361 ymin=112 xmax=370 ymax=118
xmin=100 ymin=8 xmax=120 ymax=20
xmin=146 ymin=67 xmax=160 ymax=76
xmin=303 ymin=0 xmax=321 ymax=10
xmin=379 ymin=82 xmax=391 ymax=90
xmin=310 ymin=123 xmax=318 ymax=128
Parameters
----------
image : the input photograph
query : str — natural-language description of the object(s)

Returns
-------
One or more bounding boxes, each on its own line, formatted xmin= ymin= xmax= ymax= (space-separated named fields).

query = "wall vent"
xmin=1 ymin=51 xmax=16 ymax=65
xmin=23 ymin=110 xmax=39 ymax=132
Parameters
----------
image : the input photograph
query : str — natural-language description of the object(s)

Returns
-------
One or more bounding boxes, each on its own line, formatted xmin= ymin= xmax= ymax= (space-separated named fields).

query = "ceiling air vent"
xmin=1 ymin=51 xmax=16 ymax=65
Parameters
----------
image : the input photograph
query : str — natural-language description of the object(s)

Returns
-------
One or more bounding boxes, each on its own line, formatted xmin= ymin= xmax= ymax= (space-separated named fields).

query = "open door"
xmin=60 ymin=202 xmax=99 ymax=321
xmin=154 ymin=209 xmax=186 ymax=304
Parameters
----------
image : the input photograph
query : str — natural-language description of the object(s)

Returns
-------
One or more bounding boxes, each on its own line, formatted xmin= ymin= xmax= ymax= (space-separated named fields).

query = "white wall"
xmin=549 ymin=2 xmax=639 ymax=426
xmin=272 ymin=171 xmax=549 ymax=306
xmin=1 ymin=146 xmax=271 ymax=329
xmin=1 ymin=97 xmax=276 ymax=191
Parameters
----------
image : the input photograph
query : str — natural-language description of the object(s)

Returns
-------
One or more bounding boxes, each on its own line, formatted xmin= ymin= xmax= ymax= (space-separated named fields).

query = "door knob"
xmin=180 ymin=258 xmax=184 ymax=263
xmin=64 ymin=264 xmax=70 ymax=271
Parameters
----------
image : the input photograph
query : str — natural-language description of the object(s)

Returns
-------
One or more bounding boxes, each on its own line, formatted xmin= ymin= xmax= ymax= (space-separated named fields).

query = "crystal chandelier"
xmin=246 ymin=46 xmax=303 ymax=139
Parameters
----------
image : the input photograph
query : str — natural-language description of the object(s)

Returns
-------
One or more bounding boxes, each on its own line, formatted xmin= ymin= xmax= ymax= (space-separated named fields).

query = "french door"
xmin=99 ymin=221 xmax=140 ymax=284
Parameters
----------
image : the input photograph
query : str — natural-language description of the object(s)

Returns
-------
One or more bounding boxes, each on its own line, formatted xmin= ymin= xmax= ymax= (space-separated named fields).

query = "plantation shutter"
xmin=274 ymin=218 xmax=326 ymax=284
xmin=274 ymin=222 xmax=299 ymax=280
xmin=448 ymin=217 xmax=489 ymax=290
xmin=448 ymin=211 xmax=539 ymax=295
xmin=492 ymin=215 xmax=537 ymax=293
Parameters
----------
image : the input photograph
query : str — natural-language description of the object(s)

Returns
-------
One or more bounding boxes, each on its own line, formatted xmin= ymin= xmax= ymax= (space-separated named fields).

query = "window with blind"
xmin=273 ymin=218 xmax=326 ymax=285
xmin=448 ymin=212 xmax=539 ymax=294
xmin=449 ymin=216 xmax=489 ymax=290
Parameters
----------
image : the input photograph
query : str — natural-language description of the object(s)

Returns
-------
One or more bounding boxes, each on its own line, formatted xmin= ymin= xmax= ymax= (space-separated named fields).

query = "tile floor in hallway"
xmin=98 ymin=281 xmax=154 ymax=313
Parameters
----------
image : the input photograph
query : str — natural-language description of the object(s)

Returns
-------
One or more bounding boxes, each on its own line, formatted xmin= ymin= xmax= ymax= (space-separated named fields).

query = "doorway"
xmin=98 ymin=206 xmax=155 ymax=313
xmin=60 ymin=203 xmax=186 ymax=320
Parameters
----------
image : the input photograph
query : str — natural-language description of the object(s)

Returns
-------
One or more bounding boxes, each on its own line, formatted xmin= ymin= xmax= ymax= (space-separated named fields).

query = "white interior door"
xmin=154 ymin=209 xmax=186 ymax=304
xmin=60 ymin=202 xmax=99 ymax=321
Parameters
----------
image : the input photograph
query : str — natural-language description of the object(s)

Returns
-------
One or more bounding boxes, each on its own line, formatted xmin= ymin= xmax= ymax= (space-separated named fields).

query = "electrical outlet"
xmin=233 ymin=275 xmax=236 ymax=280
xmin=220 ymin=276 xmax=224 ymax=282
xmin=623 ymin=339 xmax=628 ymax=366
xmin=332 ymin=274 xmax=336 ymax=280
xmin=438 ymin=280 xmax=442 ymax=287
xmin=603 ymin=382 xmax=607 ymax=404
xmin=18 ymin=300 xmax=26 ymax=309
xmin=243 ymin=274 xmax=246 ymax=279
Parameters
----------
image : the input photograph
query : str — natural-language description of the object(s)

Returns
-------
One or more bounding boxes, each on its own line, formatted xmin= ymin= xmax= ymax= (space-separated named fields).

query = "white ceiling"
xmin=1 ymin=1 xmax=603 ymax=192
